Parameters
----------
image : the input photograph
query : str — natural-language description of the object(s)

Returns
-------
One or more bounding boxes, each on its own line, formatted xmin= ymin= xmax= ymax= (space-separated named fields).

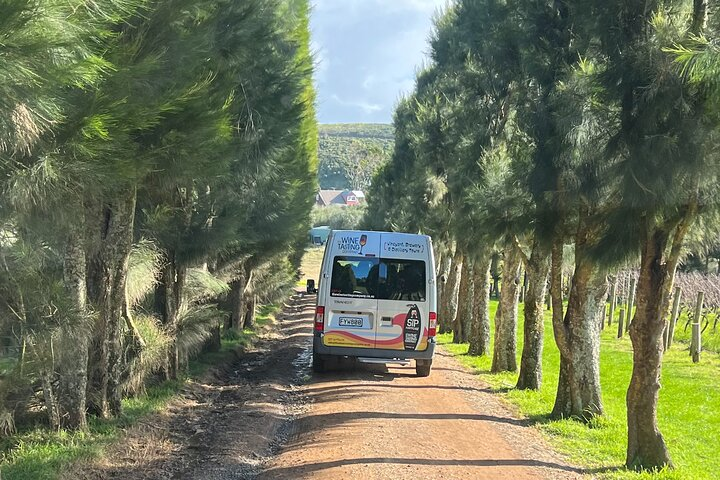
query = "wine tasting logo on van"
xmin=359 ymin=234 xmax=367 ymax=254
xmin=336 ymin=234 xmax=365 ymax=254
xmin=403 ymin=304 xmax=422 ymax=351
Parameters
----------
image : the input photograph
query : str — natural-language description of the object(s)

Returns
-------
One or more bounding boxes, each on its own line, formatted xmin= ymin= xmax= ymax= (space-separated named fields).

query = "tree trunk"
xmin=691 ymin=0 xmax=709 ymax=34
xmin=626 ymin=210 xmax=694 ymax=470
xmin=158 ymin=256 xmax=187 ymax=380
xmin=243 ymin=294 xmax=257 ymax=329
xmin=625 ymin=277 xmax=637 ymax=332
xmin=492 ymin=238 xmax=522 ymax=373
xmin=437 ymin=252 xmax=452 ymax=326
xmin=454 ymin=256 xmax=473 ymax=344
xmin=87 ymin=188 xmax=137 ymax=418
xmin=608 ymin=277 xmax=617 ymax=327
xmin=41 ymin=367 xmax=60 ymax=430
xmin=551 ymin=236 xmax=607 ymax=420
xmin=206 ymin=324 xmax=221 ymax=352
xmin=229 ymin=267 xmax=247 ymax=330
xmin=468 ymin=253 xmax=491 ymax=356
xmin=490 ymin=252 xmax=501 ymax=298
xmin=440 ymin=249 xmax=462 ymax=334
xmin=517 ymin=239 xmax=551 ymax=390
xmin=57 ymin=225 xmax=89 ymax=430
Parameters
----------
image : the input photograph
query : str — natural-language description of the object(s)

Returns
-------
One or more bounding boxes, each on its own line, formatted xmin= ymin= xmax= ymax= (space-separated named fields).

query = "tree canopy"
xmin=365 ymin=0 xmax=720 ymax=472
xmin=0 ymin=0 xmax=317 ymax=432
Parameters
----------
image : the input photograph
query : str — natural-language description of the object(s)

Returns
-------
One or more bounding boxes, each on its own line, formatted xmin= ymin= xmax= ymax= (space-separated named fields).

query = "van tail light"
xmin=428 ymin=311 xmax=437 ymax=338
xmin=314 ymin=306 xmax=325 ymax=332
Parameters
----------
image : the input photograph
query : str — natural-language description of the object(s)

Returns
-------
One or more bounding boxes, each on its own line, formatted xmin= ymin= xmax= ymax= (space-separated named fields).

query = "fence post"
xmin=625 ymin=278 xmax=636 ymax=333
xmin=618 ymin=308 xmax=625 ymax=338
xmin=608 ymin=278 xmax=617 ymax=327
xmin=691 ymin=291 xmax=703 ymax=363
xmin=664 ymin=286 xmax=681 ymax=351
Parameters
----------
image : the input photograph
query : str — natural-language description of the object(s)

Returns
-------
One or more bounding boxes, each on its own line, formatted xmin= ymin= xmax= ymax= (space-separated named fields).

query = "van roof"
xmin=331 ymin=230 xmax=431 ymax=240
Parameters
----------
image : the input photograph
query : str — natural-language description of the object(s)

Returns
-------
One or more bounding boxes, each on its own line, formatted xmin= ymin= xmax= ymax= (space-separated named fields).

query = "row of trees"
xmin=365 ymin=0 xmax=719 ymax=472
xmin=1 ymin=0 xmax=316 ymax=434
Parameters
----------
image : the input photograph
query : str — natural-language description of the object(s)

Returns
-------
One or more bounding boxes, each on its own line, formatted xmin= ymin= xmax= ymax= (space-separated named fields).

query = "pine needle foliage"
xmin=0 ymin=0 xmax=316 ymax=440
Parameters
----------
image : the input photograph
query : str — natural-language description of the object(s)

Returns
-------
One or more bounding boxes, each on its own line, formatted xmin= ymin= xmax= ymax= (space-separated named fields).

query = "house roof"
xmin=316 ymin=189 xmax=366 ymax=206
xmin=317 ymin=190 xmax=347 ymax=206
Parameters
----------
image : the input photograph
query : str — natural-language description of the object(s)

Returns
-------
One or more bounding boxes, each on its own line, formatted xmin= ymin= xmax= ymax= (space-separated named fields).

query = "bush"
xmin=222 ymin=328 xmax=243 ymax=341
xmin=311 ymin=205 xmax=366 ymax=230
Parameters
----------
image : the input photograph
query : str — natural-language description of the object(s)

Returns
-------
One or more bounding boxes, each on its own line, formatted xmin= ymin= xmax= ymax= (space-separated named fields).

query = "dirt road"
xmin=69 ymin=292 xmax=583 ymax=479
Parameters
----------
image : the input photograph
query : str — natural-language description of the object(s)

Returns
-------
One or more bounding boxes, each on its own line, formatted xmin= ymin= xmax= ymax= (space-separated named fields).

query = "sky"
xmin=310 ymin=0 xmax=447 ymax=124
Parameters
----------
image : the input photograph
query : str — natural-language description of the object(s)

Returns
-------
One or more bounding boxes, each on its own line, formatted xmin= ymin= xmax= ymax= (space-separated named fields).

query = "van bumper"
xmin=313 ymin=333 xmax=436 ymax=360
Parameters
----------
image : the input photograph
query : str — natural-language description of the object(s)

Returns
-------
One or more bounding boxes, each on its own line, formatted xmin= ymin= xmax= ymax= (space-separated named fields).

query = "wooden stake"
xmin=665 ymin=286 xmax=681 ymax=350
xmin=691 ymin=291 xmax=703 ymax=363
xmin=618 ymin=308 xmax=625 ymax=338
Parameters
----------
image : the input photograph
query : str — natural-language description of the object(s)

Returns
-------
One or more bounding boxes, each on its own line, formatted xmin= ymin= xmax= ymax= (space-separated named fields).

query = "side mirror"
xmin=306 ymin=279 xmax=317 ymax=294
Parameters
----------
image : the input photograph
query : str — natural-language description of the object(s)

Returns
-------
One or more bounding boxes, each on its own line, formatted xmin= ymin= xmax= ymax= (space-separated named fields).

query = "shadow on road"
xmin=262 ymin=457 xmax=589 ymax=478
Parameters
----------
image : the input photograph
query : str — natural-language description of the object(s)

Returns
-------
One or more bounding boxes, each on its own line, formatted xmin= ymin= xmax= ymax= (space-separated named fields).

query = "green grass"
xmin=438 ymin=300 xmax=720 ymax=479
xmin=0 ymin=381 xmax=183 ymax=480
xmin=297 ymin=246 xmax=325 ymax=287
xmin=672 ymin=311 xmax=720 ymax=353
xmin=0 ymin=304 xmax=282 ymax=480
xmin=0 ymin=357 xmax=16 ymax=375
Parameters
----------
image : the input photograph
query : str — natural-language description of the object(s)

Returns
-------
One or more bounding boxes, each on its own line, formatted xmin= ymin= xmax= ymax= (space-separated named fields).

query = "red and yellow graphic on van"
xmin=323 ymin=311 xmax=429 ymax=351
xmin=323 ymin=331 xmax=374 ymax=348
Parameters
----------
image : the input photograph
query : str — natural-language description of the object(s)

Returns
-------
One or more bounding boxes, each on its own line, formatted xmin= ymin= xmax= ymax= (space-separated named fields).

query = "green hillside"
xmin=318 ymin=123 xmax=393 ymax=190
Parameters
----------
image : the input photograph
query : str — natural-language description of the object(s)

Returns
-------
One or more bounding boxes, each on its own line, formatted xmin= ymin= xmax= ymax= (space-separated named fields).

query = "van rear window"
xmin=379 ymin=259 xmax=426 ymax=301
xmin=329 ymin=256 xmax=426 ymax=301
xmin=330 ymin=256 xmax=379 ymax=298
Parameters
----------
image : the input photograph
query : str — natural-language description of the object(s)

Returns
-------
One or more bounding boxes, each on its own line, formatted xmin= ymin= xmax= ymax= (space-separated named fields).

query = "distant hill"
xmin=318 ymin=123 xmax=394 ymax=190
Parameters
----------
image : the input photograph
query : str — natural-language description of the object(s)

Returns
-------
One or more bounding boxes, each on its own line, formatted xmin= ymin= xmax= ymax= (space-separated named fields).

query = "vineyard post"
xmin=608 ymin=278 xmax=617 ymax=327
xmin=691 ymin=291 xmax=703 ymax=363
xmin=618 ymin=308 xmax=625 ymax=338
xmin=625 ymin=277 xmax=636 ymax=333
xmin=664 ymin=286 xmax=681 ymax=351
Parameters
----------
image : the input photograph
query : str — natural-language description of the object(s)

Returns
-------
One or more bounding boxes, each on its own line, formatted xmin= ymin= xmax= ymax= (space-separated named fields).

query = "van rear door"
xmin=322 ymin=232 xmax=381 ymax=349
xmin=375 ymin=234 xmax=431 ymax=351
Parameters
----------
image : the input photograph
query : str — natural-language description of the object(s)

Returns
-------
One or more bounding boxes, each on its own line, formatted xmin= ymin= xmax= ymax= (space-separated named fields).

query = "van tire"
xmin=416 ymin=359 xmax=432 ymax=377
xmin=312 ymin=352 xmax=326 ymax=373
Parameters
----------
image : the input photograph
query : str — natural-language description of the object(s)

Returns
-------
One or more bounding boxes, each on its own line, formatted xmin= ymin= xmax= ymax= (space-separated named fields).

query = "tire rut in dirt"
xmin=72 ymin=292 xmax=316 ymax=480
xmin=173 ymin=294 xmax=316 ymax=480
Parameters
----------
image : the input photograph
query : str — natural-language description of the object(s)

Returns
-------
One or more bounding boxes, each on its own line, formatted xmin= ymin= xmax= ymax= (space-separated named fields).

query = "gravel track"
xmin=67 ymin=291 xmax=585 ymax=480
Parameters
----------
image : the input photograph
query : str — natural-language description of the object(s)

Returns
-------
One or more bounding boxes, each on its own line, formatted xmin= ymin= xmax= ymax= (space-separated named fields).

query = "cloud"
xmin=310 ymin=39 xmax=329 ymax=82
xmin=314 ymin=0 xmax=445 ymax=15
xmin=310 ymin=0 xmax=446 ymax=123
xmin=330 ymin=94 xmax=383 ymax=114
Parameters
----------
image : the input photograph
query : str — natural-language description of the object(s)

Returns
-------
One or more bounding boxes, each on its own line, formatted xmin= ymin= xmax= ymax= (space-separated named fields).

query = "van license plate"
xmin=338 ymin=317 xmax=363 ymax=327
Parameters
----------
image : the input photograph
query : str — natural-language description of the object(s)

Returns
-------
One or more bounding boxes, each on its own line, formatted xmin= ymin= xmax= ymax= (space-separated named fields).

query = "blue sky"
xmin=310 ymin=0 xmax=447 ymax=124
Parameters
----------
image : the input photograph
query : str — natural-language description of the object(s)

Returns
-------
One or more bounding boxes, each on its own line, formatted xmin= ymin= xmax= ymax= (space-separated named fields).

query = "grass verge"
xmin=438 ymin=300 xmax=720 ymax=480
xmin=296 ymin=246 xmax=325 ymax=287
xmin=0 ymin=304 xmax=282 ymax=480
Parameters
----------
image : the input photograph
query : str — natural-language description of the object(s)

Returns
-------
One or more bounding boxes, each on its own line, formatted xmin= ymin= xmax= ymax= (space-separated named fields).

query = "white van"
xmin=312 ymin=230 xmax=437 ymax=376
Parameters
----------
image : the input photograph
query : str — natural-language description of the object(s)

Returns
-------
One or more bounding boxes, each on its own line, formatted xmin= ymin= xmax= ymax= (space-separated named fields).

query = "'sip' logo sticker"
xmin=404 ymin=304 xmax=421 ymax=351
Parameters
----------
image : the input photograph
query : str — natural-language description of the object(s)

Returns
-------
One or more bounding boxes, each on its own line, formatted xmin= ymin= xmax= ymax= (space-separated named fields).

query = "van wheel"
xmin=312 ymin=352 xmax=326 ymax=373
xmin=416 ymin=359 xmax=432 ymax=377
